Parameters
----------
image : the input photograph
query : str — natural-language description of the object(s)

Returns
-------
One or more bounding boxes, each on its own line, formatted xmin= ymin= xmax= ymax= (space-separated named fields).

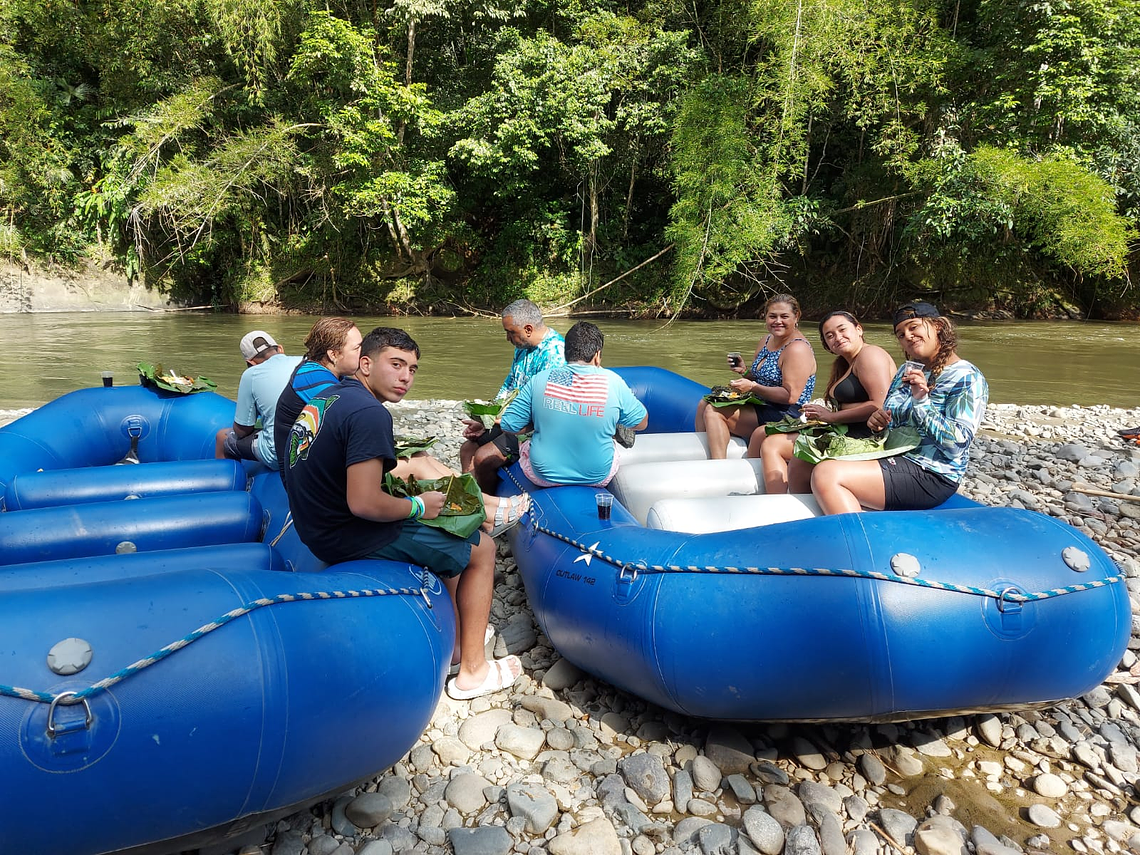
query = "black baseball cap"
xmin=893 ymin=302 xmax=940 ymax=329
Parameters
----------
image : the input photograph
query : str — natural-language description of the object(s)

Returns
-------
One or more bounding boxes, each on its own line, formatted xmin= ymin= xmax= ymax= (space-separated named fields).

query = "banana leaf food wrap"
xmin=384 ymin=472 xmax=485 ymax=538
xmin=703 ymin=385 xmax=765 ymax=408
xmin=394 ymin=435 xmax=438 ymax=459
xmin=764 ymin=414 xmax=830 ymax=435
xmin=137 ymin=362 xmax=217 ymax=394
xmin=463 ymin=390 xmax=518 ymax=429
xmin=792 ymin=425 xmax=921 ymax=465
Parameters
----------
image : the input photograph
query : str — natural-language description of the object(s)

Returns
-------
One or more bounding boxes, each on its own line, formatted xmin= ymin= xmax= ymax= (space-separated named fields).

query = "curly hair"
xmin=925 ymin=317 xmax=959 ymax=379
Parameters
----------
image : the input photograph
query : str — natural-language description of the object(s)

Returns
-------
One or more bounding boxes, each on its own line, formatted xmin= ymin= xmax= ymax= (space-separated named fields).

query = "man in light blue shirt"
xmin=461 ymin=299 xmax=566 ymax=491
xmin=501 ymin=321 xmax=647 ymax=486
xmin=215 ymin=330 xmax=302 ymax=469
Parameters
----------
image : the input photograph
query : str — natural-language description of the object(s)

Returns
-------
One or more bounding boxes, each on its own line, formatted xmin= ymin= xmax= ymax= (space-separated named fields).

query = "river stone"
xmin=791 ymin=736 xmax=828 ymax=770
xmin=542 ymin=658 xmax=584 ymax=691
xmin=1027 ymin=804 xmax=1062 ymax=828
xmin=459 ymin=709 xmax=513 ymax=750
xmin=879 ymin=808 xmax=919 ymax=845
xmin=619 ymin=753 xmax=672 ymax=804
xmin=344 ymin=792 xmax=393 ymax=828
xmin=912 ymin=733 xmax=952 ymax=757
xmin=271 ymin=830 xmax=305 ymax=855
xmin=506 ymin=782 xmax=559 ymax=834
xmin=785 ymin=824 xmax=822 ymax=855
xmin=976 ymin=714 xmax=1003 ymax=747
xmin=727 ymin=774 xmax=757 ymax=804
xmin=432 ymin=735 xmax=471 ymax=767
xmin=675 ymin=818 xmax=716 ymax=847
xmin=752 ymin=761 xmax=790 ymax=786
xmin=548 ymin=816 xmax=622 ymax=855
xmin=355 ymin=842 xmax=393 ymax=855
xmin=1032 ymin=773 xmax=1067 ymax=798
xmin=329 ymin=796 xmax=354 ymax=836
xmin=844 ymin=794 xmax=869 ymax=823
xmin=521 ymin=694 xmax=573 ymax=723
xmin=817 ymin=811 xmax=846 ymax=855
xmin=763 ymin=785 xmax=807 ymax=829
xmin=495 ymin=724 xmax=546 ymax=760
xmin=612 ymin=800 xmax=653 ymax=833
xmin=743 ymin=807 xmax=785 ymax=855
xmin=445 ymin=773 xmax=493 ymax=814
xmin=546 ymin=727 xmax=576 ymax=751
xmin=447 ymin=826 xmax=513 ymax=855
xmin=376 ymin=775 xmax=410 ymax=811
xmin=798 ymin=781 xmax=842 ymax=815
xmin=673 ymin=769 xmax=694 ymax=809
xmin=705 ymin=725 xmax=755 ymax=773
xmin=858 ymin=753 xmax=887 ymax=786
xmin=542 ymin=754 xmax=581 ymax=785
xmin=698 ymin=822 xmax=738 ymax=855
xmin=850 ymin=828 xmax=879 ymax=855
xmin=883 ymin=745 xmax=924 ymax=777
xmin=975 ymin=842 xmax=1021 ymax=855
xmin=306 ymin=836 xmax=340 ymax=855
xmin=1057 ymin=443 xmax=1092 ymax=462
xmin=914 ymin=816 xmax=967 ymax=855
xmin=692 ymin=755 xmax=723 ymax=792
xmin=689 ymin=798 xmax=718 ymax=817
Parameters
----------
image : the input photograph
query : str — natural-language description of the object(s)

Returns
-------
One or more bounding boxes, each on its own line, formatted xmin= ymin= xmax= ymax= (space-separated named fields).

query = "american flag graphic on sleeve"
xmin=542 ymin=369 xmax=609 ymax=417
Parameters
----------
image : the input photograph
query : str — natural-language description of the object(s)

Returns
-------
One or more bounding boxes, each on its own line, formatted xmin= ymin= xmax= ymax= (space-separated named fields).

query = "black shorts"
xmin=879 ymin=456 xmax=958 ymax=510
xmin=474 ymin=425 xmax=520 ymax=462
xmin=753 ymin=402 xmax=800 ymax=424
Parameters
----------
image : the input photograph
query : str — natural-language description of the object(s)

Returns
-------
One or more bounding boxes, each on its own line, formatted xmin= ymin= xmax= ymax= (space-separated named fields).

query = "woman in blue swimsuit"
xmin=754 ymin=310 xmax=895 ymax=493
xmin=695 ymin=294 xmax=817 ymax=459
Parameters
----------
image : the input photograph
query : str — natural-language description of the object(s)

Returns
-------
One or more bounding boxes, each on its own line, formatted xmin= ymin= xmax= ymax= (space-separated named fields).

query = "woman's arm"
xmin=908 ymin=367 xmax=988 ymax=454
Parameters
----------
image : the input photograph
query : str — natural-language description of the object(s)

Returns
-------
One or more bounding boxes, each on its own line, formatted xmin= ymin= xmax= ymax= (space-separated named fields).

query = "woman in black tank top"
xmin=751 ymin=311 xmax=895 ymax=493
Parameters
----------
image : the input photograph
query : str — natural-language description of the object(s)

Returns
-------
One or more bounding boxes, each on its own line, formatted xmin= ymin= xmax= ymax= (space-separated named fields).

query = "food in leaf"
xmin=394 ymin=435 xmax=438 ymax=459
xmin=463 ymin=390 xmax=519 ymax=429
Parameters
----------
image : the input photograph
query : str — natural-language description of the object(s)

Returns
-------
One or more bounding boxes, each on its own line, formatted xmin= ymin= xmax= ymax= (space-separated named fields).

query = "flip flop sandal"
xmin=448 ymin=625 xmax=496 ymax=677
xmin=446 ymin=655 xmax=522 ymax=701
xmin=488 ymin=492 xmax=530 ymax=538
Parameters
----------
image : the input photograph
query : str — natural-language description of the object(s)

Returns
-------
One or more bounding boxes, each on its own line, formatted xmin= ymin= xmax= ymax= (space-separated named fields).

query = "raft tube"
xmin=503 ymin=366 xmax=1131 ymax=722
xmin=0 ymin=383 xmax=451 ymax=855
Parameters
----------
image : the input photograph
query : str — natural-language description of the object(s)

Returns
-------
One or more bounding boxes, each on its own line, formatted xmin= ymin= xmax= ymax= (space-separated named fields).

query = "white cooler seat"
xmin=617 ymin=432 xmax=746 ymax=467
xmin=610 ymin=458 xmax=765 ymax=525
xmin=647 ymin=494 xmax=822 ymax=533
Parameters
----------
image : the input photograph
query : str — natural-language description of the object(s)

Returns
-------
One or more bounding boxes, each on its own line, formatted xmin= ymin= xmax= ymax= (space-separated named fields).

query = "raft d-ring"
xmin=997 ymin=586 xmax=1024 ymax=614
xmin=46 ymin=692 xmax=93 ymax=738
xmin=618 ymin=564 xmax=640 ymax=584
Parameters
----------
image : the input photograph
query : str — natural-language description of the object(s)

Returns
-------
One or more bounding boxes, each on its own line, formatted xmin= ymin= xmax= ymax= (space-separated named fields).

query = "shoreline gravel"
xmin=4 ymin=399 xmax=1140 ymax=855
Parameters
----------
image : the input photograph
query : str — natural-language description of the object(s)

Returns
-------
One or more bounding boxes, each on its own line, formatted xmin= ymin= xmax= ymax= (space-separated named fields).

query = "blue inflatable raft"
xmin=0 ymin=385 xmax=452 ymax=855
xmin=504 ymin=367 xmax=1131 ymax=722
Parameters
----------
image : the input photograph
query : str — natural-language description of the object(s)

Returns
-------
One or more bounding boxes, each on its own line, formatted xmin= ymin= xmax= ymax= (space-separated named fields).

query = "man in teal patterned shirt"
xmin=461 ymin=299 xmax=566 ymax=491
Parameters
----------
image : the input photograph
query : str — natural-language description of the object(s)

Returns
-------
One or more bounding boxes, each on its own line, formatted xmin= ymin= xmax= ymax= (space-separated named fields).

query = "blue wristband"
xmin=407 ymin=495 xmax=425 ymax=520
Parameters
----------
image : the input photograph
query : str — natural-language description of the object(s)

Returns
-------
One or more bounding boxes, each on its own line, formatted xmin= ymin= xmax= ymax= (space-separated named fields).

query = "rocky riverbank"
xmin=191 ymin=399 xmax=1139 ymax=855
xmin=5 ymin=400 xmax=1140 ymax=855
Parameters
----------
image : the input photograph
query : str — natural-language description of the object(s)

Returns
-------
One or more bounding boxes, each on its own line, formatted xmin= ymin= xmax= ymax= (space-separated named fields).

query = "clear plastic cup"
xmin=595 ymin=493 xmax=613 ymax=521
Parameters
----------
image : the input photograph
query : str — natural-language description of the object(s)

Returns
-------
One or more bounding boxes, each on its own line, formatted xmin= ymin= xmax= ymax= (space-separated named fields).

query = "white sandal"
xmin=488 ymin=493 xmax=530 ymax=538
xmin=446 ymin=655 xmax=522 ymax=701
xmin=448 ymin=625 xmax=496 ymax=677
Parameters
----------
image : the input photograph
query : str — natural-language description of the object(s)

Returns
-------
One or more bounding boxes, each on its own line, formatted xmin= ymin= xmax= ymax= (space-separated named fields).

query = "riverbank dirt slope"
xmin=0 ymin=260 xmax=175 ymax=313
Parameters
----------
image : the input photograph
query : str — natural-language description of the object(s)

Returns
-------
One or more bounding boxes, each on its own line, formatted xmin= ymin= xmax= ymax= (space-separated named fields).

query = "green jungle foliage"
xmin=0 ymin=0 xmax=1137 ymax=317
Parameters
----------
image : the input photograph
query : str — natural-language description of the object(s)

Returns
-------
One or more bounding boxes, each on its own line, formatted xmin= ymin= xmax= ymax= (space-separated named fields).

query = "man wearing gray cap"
xmin=214 ymin=330 xmax=302 ymax=468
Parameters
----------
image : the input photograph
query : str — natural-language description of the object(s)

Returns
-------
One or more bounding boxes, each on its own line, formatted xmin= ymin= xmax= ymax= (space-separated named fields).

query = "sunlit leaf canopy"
xmin=1 ymin=0 xmax=1136 ymax=317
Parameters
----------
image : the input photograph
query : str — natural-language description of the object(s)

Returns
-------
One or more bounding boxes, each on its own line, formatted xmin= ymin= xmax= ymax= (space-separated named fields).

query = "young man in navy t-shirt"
xmin=283 ymin=327 xmax=522 ymax=700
